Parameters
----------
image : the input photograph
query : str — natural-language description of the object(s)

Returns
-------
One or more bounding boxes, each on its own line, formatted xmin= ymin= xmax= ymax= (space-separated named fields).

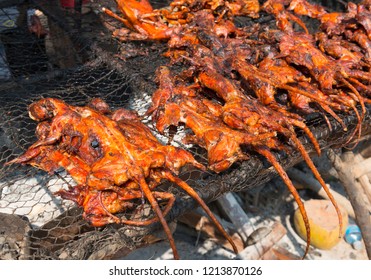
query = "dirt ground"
xmin=119 ymin=154 xmax=370 ymax=260
xmin=120 ymin=205 xmax=368 ymax=260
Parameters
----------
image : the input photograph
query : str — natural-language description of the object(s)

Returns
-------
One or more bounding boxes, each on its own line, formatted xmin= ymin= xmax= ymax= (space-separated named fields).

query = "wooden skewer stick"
xmin=327 ymin=149 xmax=371 ymax=259
xmin=217 ymin=193 xmax=255 ymax=244
xmin=236 ymin=222 xmax=287 ymax=260
xmin=353 ymin=153 xmax=371 ymax=205
xmin=217 ymin=193 xmax=287 ymax=260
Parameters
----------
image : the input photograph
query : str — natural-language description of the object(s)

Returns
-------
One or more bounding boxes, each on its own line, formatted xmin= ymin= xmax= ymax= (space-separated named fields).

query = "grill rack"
xmin=0 ymin=0 xmax=370 ymax=259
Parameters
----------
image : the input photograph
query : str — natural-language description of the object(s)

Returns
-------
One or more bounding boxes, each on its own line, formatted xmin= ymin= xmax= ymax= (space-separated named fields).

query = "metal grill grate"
xmin=0 ymin=0 xmax=370 ymax=259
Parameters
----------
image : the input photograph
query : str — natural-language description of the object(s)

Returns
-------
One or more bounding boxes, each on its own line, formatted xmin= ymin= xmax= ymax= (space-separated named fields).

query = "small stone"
xmin=0 ymin=212 xmax=31 ymax=259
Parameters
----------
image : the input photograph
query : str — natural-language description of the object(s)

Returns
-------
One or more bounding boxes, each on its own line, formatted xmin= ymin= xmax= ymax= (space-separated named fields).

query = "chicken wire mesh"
xmin=0 ymin=0 xmax=370 ymax=259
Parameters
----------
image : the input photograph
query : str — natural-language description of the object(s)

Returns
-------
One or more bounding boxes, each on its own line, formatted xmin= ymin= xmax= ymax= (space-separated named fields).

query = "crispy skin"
xmin=279 ymin=32 xmax=371 ymax=89
xmin=279 ymin=32 xmax=337 ymax=90
xmin=103 ymin=0 xmax=260 ymax=41
xmin=103 ymin=0 xmax=178 ymax=40
xmin=56 ymin=181 xmax=175 ymax=227
xmin=258 ymin=57 xmax=347 ymax=126
xmin=225 ymin=0 xmax=260 ymax=18
xmin=152 ymin=42 xmax=346 ymax=259
xmin=195 ymin=65 xmax=344 ymax=259
xmin=263 ymin=0 xmax=308 ymax=33
xmin=7 ymin=98 xmax=238 ymax=259
xmin=149 ymin=68 xmax=274 ymax=172
xmin=15 ymin=0 xmax=371 ymax=260
xmin=169 ymin=0 xmax=260 ymax=18
xmin=278 ymin=31 xmax=367 ymax=140
xmin=287 ymin=0 xmax=327 ymax=18
xmin=316 ymin=33 xmax=365 ymax=69
xmin=101 ymin=0 xmax=367 ymax=260
xmin=346 ymin=29 xmax=371 ymax=61
xmin=149 ymin=64 xmax=322 ymax=257
xmin=355 ymin=3 xmax=371 ymax=40
xmin=156 ymin=95 xmax=275 ymax=172
xmin=198 ymin=64 xmax=321 ymax=153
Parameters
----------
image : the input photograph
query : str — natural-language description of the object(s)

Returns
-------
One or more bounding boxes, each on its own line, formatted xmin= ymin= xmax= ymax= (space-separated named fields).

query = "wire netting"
xmin=0 ymin=0 xmax=370 ymax=259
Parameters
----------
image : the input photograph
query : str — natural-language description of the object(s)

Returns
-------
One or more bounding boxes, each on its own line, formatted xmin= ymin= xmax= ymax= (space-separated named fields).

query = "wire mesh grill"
xmin=0 ymin=0 xmax=370 ymax=259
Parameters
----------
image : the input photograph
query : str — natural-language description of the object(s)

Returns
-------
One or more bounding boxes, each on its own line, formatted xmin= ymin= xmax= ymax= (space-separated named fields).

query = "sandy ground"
xmin=119 ymin=163 xmax=369 ymax=260
xmin=120 ymin=212 xmax=368 ymax=260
